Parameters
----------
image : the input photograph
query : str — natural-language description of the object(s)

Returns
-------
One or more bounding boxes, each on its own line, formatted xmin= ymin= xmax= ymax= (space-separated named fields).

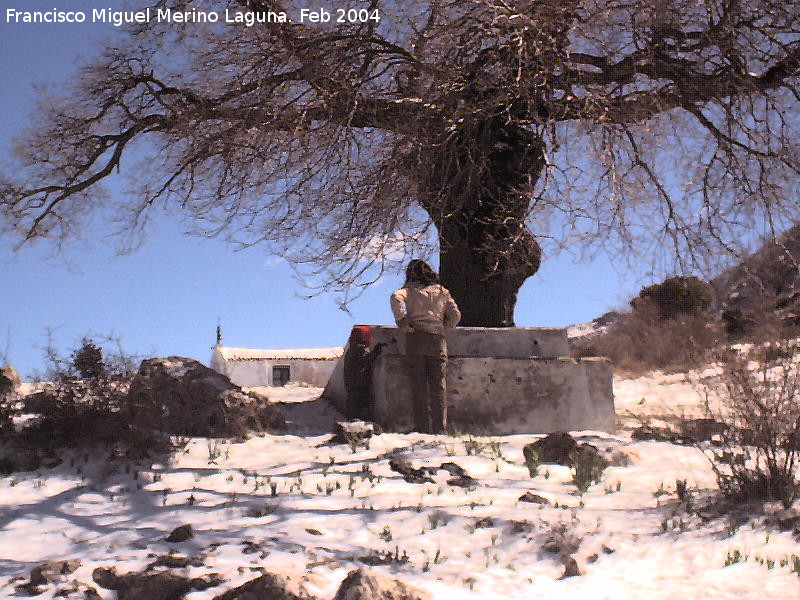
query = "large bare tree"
xmin=2 ymin=0 xmax=800 ymax=325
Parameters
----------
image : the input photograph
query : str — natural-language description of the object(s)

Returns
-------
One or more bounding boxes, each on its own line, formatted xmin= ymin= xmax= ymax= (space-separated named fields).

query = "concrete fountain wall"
xmin=322 ymin=326 xmax=615 ymax=435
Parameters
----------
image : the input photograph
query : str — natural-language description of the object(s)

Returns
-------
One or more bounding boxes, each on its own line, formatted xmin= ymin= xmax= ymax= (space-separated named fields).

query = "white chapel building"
xmin=210 ymin=344 xmax=344 ymax=388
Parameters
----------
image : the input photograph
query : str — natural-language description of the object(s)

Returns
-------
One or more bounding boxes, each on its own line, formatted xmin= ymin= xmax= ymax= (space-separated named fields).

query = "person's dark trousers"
xmin=405 ymin=331 xmax=448 ymax=434
xmin=343 ymin=343 xmax=372 ymax=420
xmin=346 ymin=386 xmax=372 ymax=421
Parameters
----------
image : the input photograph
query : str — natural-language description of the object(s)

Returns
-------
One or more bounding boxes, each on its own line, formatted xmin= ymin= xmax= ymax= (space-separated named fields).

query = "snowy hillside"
xmin=1 ymin=379 xmax=799 ymax=599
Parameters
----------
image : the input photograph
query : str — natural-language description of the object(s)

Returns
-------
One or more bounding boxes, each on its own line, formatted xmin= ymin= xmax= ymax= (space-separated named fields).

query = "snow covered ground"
xmin=1 ymin=377 xmax=799 ymax=599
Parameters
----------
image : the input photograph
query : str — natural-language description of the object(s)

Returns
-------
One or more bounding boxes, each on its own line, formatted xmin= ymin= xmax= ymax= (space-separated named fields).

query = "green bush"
xmin=70 ymin=339 xmax=105 ymax=379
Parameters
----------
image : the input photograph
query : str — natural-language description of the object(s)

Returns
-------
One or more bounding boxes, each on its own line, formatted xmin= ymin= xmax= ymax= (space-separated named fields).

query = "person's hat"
xmin=350 ymin=325 xmax=373 ymax=345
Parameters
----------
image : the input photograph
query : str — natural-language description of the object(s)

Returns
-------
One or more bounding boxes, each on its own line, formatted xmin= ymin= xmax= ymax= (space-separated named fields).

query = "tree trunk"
xmin=418 ymin=116 xmax=545 ymax=327
xmin=439 ymin=220 xmax=540 ymax=327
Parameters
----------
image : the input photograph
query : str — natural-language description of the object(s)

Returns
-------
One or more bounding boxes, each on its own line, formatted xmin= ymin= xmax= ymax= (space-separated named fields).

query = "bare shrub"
xmin=721 ymin=298 xmax=793 ymax=343
xmin=701 ymin=340 xmax=800 ymax=508
xmin=16 ymin=338 xmax=171 ymax=461
xmin=573 ymin=301 xmax=722 ymax=375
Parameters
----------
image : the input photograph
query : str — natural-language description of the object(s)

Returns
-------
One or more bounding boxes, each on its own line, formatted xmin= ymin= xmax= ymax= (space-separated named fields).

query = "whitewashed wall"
xmin=211 ymin=347 xmax=338 ymax=387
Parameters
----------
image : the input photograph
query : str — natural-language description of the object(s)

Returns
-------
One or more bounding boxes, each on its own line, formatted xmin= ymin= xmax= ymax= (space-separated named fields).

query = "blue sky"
xmin=1 ymin=1 xmax=650 ymax=378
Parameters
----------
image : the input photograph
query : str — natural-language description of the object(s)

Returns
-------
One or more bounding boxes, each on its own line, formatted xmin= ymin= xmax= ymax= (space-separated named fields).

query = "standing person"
xmin=390 ymin=260 xmax=461 ymax=434
xmin=342 ymin=325 xmax=384 ymax=421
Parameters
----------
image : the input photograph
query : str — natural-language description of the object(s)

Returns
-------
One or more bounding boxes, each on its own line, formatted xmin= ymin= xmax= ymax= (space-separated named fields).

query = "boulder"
xmin=146 ymin=554 xmax=204 ymax=569
xmin=15 ymin=559 xmax=81 ymax=595
xmin=212 ymin=572 xmax=314 ymax=600
xmin=602 ymin=447 xmax=636 ymax=467
xmin=0 ymin=365 xmax=20 ymax=397
xmin=388 ymin=458 xmax=477 ymax=486
xmin=333 ymin=569 xmax=430 ymax=600
xmin=632 ymin=419 xmax=727 ymax=444
xmin=446 ymin=473 xmax=478 ymax=488
xmin=631 ymin=424 xmax=680 ymax=443
xmin=771 ymin=509 xmax=800 ymax=535
xmin=332 ymin=421 xmax=375 ymax=445
xmin=388 ymin=458 xmax=434 ymax=484
xmin=524 ymin=432 xmax=578 ymax=465
xmin=518 ymin=492 xmax=549 ymax=504
xmin=438 ymin=462 xmax=467 ymax=477
xmin=127 ymin=357 xmax=286 ymax=437
xmin=523 ymin=432 xmax=608 ymax=469
xmin=84 ymin=587 xmax=102 ymax=600
xmin=29 ymin=559 xmax=81 ymax=586
xmin=560 ymin=557 xmax=582 ymax=579
xmin=679 ymin=418 xmax=727 ymax=443
xmin=92 ymin=567 xmax=195 ymax=600
xmin=165 ymin=523 xmax=194 ymax=543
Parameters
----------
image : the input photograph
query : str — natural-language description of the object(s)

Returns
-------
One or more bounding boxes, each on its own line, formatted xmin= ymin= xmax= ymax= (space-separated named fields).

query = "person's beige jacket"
xmin=390 ymin=283 xmax=461 ymax=335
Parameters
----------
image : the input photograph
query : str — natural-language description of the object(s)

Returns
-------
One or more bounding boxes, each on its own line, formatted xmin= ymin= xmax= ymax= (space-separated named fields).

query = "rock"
xmin=573 ymin=444 xmax=610 ymax=471
xmin=14 ymin=582 xmax=43 ymax=597
xmin=389 ymin=458 xmax=475 ymax=485
xmin=560 ymin=557 xmax=581 ymax=578
xmin=91 ymin=568 xmax=119 ymax=590
xmin=438 ymin=462 xmax=467 ymax=477
xmin=541 ymin=540 xmax=561 ymax=553
xmin=447 ymin=474 xmax=478 ymax=488
xmin=165 ymin=524 xmax=194 ymax=543
xmin=679 ymin=418 xmax=727 ymax=442
xmin=358 ymin=551 xmax=407 ymax=566
xmin=333 ymin=569 xmax=430 ymax=600
xmin=92 ymin=567 xmax=194 ymax=600
xmin=769 ymin=509 xmax=800 ymax=533
xmin=631 ymin=424 xmax=680 ymax=443
xmin=54 ymin=582 xmax=81 ymax=597
xmin=523 ymin=433 xmax=608 ymax=469
xmin=633 ymin=419 xmax=727 ymax=444
xmin=146 ymin=554 xmax=205 ymax=570
xmin=212 ymin=572 xmax=314 ymax=600
xmin=332 ymin=421 xmax=375 ymax=445
xmin=474 ymin=517 xmax=495 ymax=528
xmin=127 ymin=357 xmax=286 ymax=437
xmin=523 ymin=432 xmax=578 ymax=466
xmin=0 ymin=365 xmax=20 ymax=396
xmin=518 ymin=492 xmax=549 ymax=504
xmin=388 ymin=458 xmax=434 ymax=484
xmin=30 ymin=559 xmax=81 ymax=586
xmin=509 ymin=520 xmax=535 ymax=534
xmin=84 ymin=586 xmax=102 ymax=600
xmin=241 ymin=541 xmax=263 ymax=555
xmin=191 ymin=574 xmax=226 ymax=591
xmin=602 ymin=447 xmax=636 ymax=467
